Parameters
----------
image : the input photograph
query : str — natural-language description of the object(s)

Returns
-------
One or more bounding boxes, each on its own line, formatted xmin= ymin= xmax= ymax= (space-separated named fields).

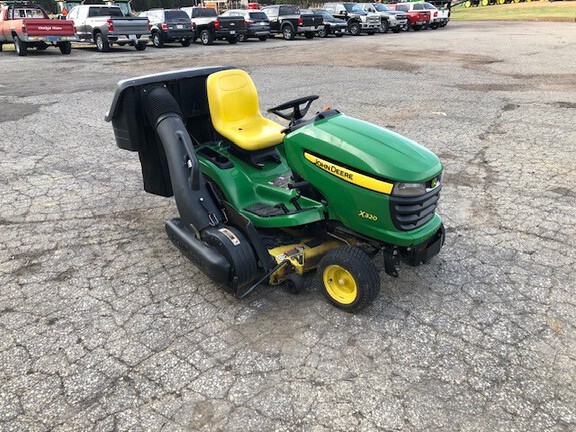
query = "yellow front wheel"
xmin=464 ymin=0 xmax=472 ymax=7
xmin=318 ymin=247 xmax=380 ymax=313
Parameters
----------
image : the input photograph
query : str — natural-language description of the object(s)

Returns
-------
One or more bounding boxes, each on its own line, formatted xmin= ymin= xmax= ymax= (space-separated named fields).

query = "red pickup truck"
xmin=0 ymin=2 xmax=77 ymax=56
xmin=389 ymin=3 xmax=431 ymax=31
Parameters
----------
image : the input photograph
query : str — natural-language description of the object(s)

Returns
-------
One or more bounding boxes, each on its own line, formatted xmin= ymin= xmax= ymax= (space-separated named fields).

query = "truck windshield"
xmin=374 ymin=4 xmax=392 ymax=12
xmin=249 ymin=12 xmax=268 ymax=20
xmin=279 ymin=6 xmax=300 ymax=15
xmin=195 ymin=8 xmax=217 ymax=17
xmin=115 ymin=3 xmax=132 ymax=16
xmin=88 ymin=7 xmax=125 ymax=17
xmin=165 ymin=10 xmax=190 ymax=21
xmin=12 ymin=8 xmax=46 ymax=18
xmin=395 ymin=4 xmax=409 ymax=11
xmin=344 ymin=4 xmax=363 ymax=13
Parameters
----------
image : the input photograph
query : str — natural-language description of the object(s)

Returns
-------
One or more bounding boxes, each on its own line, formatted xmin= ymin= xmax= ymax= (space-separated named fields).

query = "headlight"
xmin=392 ymin=182 xmax=427 ymax=197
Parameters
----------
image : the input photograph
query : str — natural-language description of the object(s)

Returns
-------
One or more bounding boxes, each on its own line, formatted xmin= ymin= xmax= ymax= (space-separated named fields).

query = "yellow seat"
xmin=206 ymin=69 xmax=285 ymax=152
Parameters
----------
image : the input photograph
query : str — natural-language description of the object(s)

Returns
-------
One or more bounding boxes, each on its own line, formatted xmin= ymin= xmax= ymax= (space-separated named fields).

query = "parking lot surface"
xmin=1 ymin=21 xmax=575 ymax=431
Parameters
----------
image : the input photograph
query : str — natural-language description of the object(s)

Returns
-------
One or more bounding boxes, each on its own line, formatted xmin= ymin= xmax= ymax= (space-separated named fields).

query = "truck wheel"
xmin=181 ymin=39 xmax=191 ymax=47
xmin=58 ymin=41 xmax=72 ymax=54
xmin=258 ymin=35 xmax=268 ymax=41
xmin=200 ymin=29 xmax=214 ymax=45
xmin=227 ymin=35 xmax=239 ymax=44
xmin=379 ymin=20 xmax=389 ymax=34
xmin=430 ymin=23 xmax=439 ymax=30
xmin=304 ymin=31 xmax=315 ymax=39
xmin=152 ymin=31 xmax=164 ymax=48
xmin=318 ymin=247 xmax=380 ymax=313
xmin=238 ymin=34 xmax=247 ymax=42
xmin=135 ymin=41 xmax=147 ymax=51
xmin=317 ymin=26 xmax=328 ymax=38
xmin=95 ymin=32 xmax=110 ymax=52
xmin=14 ymin=35 xmax=27 ymax=56
xmin=348 ymin=22 xmax=361 ymax=36
xmin=282 ymin=24 xmax=295 ymax=40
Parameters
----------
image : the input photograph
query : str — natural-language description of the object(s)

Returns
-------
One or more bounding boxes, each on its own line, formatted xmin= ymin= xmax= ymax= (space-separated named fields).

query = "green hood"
xmin=290 ymin=114 xmax=442 ymax=183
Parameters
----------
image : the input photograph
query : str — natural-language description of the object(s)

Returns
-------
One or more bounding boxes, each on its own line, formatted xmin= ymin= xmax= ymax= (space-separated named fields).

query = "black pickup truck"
xmin=261 ymin=5 xmax=322 ymax=40
xmin=181 ymin=6 xmax=245 ymax=45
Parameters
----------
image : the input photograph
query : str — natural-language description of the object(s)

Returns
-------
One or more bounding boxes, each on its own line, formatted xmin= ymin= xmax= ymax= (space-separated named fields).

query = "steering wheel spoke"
xmin=267 ymin=95 xmax=319 ymax=123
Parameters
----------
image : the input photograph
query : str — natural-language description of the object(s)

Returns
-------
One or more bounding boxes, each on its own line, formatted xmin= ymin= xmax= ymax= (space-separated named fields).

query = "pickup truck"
xmin=181 ymin=7 xmax=245 ymax=45
xmin=139 ymin=8 xmax=195 ymax=48
xmin=310 ymin=9 xmax=348 ymax=38
xmin=389 ymin=3 xmax=430 ymax=31
xmin=324 ymin=2 xmax=380 ymax=36
xmin=358 ymin=3 xmax=408 ymax=33
xmin=261 ymin=5 xmax=322 ymax=40
xmin=66 ymin=4 xmax=149 ymax=52
xmin=0 ymin=2 xmax=76 ymax=56
xmin=419 ymin=2 xmax=450 ymax=29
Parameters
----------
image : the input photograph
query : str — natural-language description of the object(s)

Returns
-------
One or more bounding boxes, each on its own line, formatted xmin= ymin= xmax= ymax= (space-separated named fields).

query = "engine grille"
xmin=389 ymin=186 xmax=441 ymax=231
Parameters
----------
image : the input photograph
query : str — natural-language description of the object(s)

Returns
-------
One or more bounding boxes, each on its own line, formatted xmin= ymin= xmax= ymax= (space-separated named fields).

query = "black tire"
xmin=348 ymin=22 xmax=361 ymax=36
xmin=379 ymin=20 xmax=389 ymax=34
xmin=258 ymin=35 xmax=268 ymax=41
xmin=284 ymin=274 xmax=304 ymax=295
xmin=14 ymin=35 xmax=27 ymax=56
xmin=181 ymin=39 xmax=191 ymax=47
xmin=238 ymin=33 xmax=247 ymax=42
xmin=227 ymin=35 xmax=239 ymax=44
xmin=94 ymin=32 xmax=109 ymax=52
xmin=152 ymin=31 xmax=164 ymax=48
xmin=318 ymin=247 xmax=380 ymax=313
xmin=58 ymin=41 xmax=72 ymax=54
xmin=430 ymin=23 xmax=438 ymax=30
xmin=282 ymin=24 xmax=295 ymax=40
xmin=135 ymin=41 xmax=147 ymax=51
xmin=412 ymin=24 xmax=421 ymax=31
xmin=304 ymin=31 xmax=315 ymax=39
xmin=335 ymin=32 xmax=343 ymax=37
xmin=200 ymin=29 xmax=214 ymax=45
xmin=317 ymin=26 xmax=328 ymax=38
xmin=36 ymin=42 xmax=48 ymax=51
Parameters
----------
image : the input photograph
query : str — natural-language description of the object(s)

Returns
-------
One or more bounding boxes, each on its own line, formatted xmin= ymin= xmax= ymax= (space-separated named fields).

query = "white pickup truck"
xmin=420 ymin=2 xmax=449 ymax=28
xmin=66 ymin=5 xmax=150 ymax=52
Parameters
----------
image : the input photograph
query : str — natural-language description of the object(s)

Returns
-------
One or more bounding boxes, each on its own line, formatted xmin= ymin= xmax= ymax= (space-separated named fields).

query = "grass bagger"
xmin=105 ymin=67 xmax=445 ymax=312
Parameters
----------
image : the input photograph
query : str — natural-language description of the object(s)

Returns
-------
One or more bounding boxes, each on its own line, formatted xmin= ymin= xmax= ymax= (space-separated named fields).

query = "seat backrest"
xmin=206 ymin=69 xmax=262 ymax=132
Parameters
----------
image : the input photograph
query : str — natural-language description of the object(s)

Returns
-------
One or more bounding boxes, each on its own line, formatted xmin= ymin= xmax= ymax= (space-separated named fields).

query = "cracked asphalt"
xmin=1 ymin=21 xmax=575 ymax=431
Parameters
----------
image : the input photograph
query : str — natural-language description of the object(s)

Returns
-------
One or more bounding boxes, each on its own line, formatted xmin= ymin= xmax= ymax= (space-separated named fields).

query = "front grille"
xmin=389 ymin=186 xmax=441 ymax=231
xmin=368 ymin=17 xmax=379 ymax=23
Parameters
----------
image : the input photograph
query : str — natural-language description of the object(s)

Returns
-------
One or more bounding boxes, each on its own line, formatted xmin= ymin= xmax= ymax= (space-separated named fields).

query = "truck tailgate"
xmin=23 ymin=19 xmax=76 ymax=37
xmin=216 ymin=16 xmax=245 ymax=32
xmin=301 ymin=15 xmax=322 ymax=27
xmin=111 ymin=17 xmax=149 ymax=35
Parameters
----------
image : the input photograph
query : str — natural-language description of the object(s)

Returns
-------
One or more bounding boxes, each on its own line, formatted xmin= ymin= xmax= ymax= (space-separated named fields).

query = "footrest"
xmin=245 ymin=203 xmax=287 ymax=217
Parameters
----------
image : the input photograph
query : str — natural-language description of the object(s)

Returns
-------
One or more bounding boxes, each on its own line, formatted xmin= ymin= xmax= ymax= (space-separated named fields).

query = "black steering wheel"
xmin=267 ymin=95 xmax=319 ymax=122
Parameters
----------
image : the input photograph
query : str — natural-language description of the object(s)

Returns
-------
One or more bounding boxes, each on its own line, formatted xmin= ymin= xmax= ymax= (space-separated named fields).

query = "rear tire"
xmin=238 ymin=33 xmax=247 ymax=42
xmin=304 ymin=31 xmax=314 ymax=39
xmin=200 ymin=29 xmax=214 ymax=45
xmin=94 ymin=32 xmax=109 ymax=52
xmin=135 ymin=41 xmax=147 ymax=51
xmin=258 ymin=35 xmax=268 ymax=41
xmin=152 ymin=31 xmax=164 ymax=48
xmin=14 ymin=35 xmax=27 ymax=56
xmin=181 ymin=39 xmax=191 ymax=47
xmin=348 ymin=22 xmax=361 ymax=36
xmin=282 ymin=24 xmax=295 ymax=40
xmin=58 ymin=41 xmax=72 ymax=54
xmin=318 ymin=247 xmax=380 ymax=313
xmin=227 ymin=35 xmax=239 ymax=44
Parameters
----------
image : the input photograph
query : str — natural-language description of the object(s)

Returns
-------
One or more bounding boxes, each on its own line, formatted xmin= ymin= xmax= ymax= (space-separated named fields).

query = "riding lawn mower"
xmin=106 ymin=67 xmax=445 ymax=312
